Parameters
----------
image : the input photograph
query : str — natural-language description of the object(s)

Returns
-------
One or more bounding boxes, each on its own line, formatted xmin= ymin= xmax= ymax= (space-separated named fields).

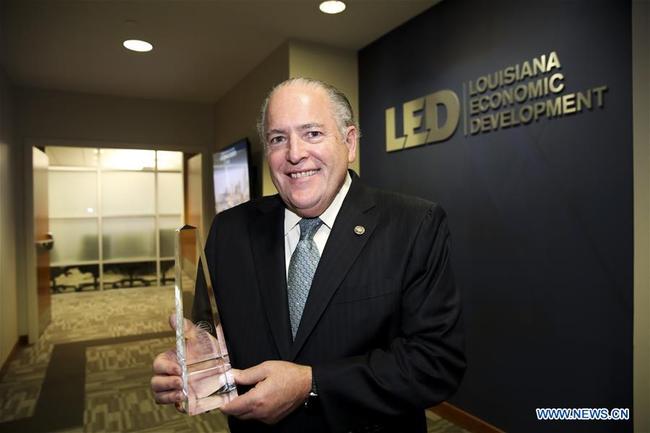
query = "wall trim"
xmin=633 ymin=1 xmax=650 ymax=432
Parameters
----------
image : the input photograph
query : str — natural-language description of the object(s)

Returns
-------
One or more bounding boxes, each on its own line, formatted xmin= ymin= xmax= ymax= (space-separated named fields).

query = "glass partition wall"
xmin=46 ymin=147 xmax=183 ymax=292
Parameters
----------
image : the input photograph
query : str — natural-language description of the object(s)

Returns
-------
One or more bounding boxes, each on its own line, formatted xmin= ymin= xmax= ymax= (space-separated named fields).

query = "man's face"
xmin=264 ymin=83 xmax=357 ymax=218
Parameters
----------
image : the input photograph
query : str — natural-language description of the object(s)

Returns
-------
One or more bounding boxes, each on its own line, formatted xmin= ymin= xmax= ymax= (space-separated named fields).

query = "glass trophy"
xmin=174 ymin=225 xmax=237 ymax=415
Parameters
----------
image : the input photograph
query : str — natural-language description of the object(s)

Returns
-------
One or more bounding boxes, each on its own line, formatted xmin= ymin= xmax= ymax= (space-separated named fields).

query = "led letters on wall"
xmin=385 ymin=51 xmax=609 ymax=152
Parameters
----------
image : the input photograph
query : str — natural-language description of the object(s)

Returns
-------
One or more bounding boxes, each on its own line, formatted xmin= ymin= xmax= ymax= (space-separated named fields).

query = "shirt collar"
xmin=284 ymin=172 xmax=352 ymax=235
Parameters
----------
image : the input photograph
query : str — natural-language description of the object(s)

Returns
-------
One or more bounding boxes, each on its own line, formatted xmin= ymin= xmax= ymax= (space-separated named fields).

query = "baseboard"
xmin=0 ymin=335 xmax=28 ymax=380
xmin=429 ymin=402 xmax=505 ymax=433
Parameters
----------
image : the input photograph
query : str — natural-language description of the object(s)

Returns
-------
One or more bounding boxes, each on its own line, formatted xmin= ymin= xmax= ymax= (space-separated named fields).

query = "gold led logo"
xmin=385 ymin=90 xmax=460 ymax=152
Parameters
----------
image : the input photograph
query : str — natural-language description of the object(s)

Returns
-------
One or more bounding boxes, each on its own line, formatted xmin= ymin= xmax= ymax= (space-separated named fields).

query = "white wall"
xmin=633 ymin=1 xmax=649 ymax=431
xmin=0 ymin=66 xmax=19 ymax=368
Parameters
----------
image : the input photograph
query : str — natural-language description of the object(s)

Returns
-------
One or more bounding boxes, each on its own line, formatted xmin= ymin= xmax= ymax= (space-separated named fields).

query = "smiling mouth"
xmin=289 ymin=169 xmax=319 ymax=179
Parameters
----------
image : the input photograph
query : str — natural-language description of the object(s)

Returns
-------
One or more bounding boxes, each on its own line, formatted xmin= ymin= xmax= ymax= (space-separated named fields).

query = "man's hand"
xmin=150 ymin=314 xmax=204 ymax=411
xmin=220 ymin=361 xmax=312 ymax=424
xmin=151 ymin=348 xmax=184 ymax=407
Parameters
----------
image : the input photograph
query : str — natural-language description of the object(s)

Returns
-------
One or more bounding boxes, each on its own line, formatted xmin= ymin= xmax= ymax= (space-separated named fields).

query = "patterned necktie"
xmin=287 ymin=218 xmax=323 ymax=339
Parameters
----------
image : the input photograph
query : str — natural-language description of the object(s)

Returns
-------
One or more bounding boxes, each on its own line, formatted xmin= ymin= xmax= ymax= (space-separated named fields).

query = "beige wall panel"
xmin=16 ymin=87 xmax=214 ymax=151
xmin=0 ymin=66 xmax=18 ymax=368
xmin=288 ymin=40 xmax=359 ymax=174
xmin=213 ymin=43 xmax=289 ymax=198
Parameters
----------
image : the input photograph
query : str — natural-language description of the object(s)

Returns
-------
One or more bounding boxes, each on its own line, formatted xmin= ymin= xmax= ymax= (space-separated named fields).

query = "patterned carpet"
xmin=0 ymin=286 xmax=469 ymax=433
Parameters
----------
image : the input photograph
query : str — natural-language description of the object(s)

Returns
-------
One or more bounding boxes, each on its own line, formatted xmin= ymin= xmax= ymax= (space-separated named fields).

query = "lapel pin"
xmin=354 ymin=225 xmax=365 ymax=235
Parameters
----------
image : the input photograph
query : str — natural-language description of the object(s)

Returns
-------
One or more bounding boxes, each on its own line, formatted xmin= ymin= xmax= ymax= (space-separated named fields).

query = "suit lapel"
xmin=250 ymin=196 xmax=292 ymax=360
xmin=290 ymin=178 xmax=377 ymax=360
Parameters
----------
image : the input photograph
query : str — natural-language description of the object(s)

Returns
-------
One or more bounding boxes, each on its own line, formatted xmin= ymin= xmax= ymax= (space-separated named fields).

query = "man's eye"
xmin=269 ymin=136 xmax=285 ymax=145
xmin=306 ymin=131 xmax=323 ymax=139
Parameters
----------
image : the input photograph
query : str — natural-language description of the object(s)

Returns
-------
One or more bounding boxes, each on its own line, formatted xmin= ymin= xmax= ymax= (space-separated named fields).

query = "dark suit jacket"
xmin=194 ymin=174 xmax=466 ymax=433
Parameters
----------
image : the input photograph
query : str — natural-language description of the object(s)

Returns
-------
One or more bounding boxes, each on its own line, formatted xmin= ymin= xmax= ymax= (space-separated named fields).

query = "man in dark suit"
xmin=151 ymin=78 xmax=465 ymax=432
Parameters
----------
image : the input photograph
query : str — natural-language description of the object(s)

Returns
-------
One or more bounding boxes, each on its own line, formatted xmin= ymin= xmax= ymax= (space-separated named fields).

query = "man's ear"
xmin=344 ymin=126 xmax=358 ymax=163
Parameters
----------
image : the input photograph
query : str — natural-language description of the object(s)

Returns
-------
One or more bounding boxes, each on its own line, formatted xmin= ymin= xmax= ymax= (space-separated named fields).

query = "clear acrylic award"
xmin=174 ymin=225 xmax=237 ymax=415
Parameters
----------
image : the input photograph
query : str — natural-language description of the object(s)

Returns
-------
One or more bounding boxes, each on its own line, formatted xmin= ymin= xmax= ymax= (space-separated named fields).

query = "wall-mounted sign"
xmin=385 ymin=51 xmax=608 ymax=152
xmin=385 ymin=90 xmax=460 ymax=152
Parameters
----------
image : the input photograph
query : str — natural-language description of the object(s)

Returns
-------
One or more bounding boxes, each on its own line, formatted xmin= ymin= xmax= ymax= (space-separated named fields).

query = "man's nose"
xmin=287 ymin=135 xmax=308 ymax=163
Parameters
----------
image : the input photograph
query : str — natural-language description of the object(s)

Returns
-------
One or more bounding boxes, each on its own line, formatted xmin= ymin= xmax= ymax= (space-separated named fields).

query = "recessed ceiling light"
xmin=319 ymin=1 xmax=346 ymax=14
xmin=123 ymin=39 xmax=153 ymax=53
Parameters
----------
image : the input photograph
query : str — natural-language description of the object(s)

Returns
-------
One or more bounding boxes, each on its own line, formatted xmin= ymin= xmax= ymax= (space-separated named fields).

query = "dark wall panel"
xmin=359 ymin=1 xmax=632 ymax=432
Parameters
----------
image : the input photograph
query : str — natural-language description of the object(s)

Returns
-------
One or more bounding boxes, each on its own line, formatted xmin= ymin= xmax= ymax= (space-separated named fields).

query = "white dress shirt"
xmin=283 ymin=172 xmax=352 ymax=279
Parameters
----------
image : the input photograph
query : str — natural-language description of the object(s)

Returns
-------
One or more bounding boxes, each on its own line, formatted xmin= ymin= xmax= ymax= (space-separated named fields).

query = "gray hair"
xmin=256 ymin=77 xmax=360 ymax=146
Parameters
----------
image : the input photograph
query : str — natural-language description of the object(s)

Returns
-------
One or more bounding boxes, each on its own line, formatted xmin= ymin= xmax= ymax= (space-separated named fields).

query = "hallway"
xmin=0 ymin=286 xmax=229 ymax=432
xmin=0 ymin=287 xmax=467 ymax=433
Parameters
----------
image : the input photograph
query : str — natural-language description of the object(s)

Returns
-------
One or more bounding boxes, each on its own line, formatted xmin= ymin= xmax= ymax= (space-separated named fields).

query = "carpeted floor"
xmin=0 ymin=286 xmax=469 ymax=433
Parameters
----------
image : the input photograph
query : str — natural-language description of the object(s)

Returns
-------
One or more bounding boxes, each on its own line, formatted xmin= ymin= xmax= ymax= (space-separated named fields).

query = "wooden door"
xmin=33 ymin=147 xmax=51 ymax=335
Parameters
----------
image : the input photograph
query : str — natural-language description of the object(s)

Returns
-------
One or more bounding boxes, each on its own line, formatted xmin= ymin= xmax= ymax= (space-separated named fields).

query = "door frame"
xmin=20 ymin=145 xmax=41 ymax=344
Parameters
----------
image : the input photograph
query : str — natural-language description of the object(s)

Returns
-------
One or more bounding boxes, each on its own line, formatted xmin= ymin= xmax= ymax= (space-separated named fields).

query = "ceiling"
xmin=1 ymin=0 xmax=438 ymax=103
